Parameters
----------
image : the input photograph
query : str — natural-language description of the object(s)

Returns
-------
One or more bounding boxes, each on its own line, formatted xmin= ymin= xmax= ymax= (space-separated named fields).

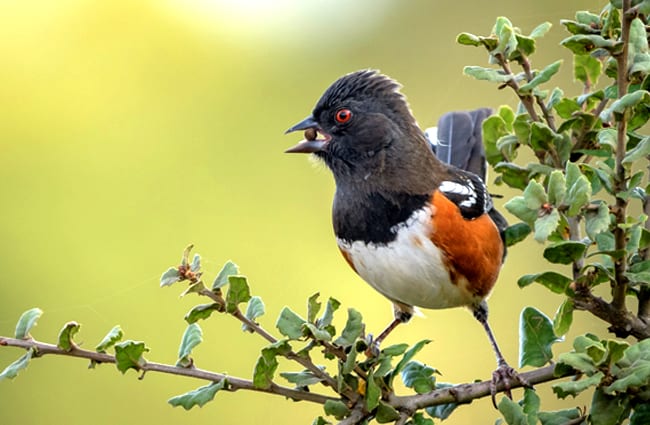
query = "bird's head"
xmin=286 ymin=70 xmax=435 ymax=189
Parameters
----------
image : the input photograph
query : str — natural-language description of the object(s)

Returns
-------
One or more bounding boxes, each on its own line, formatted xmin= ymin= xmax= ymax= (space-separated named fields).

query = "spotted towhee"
xmin=285 ymin=70 xmax=527 ymax=400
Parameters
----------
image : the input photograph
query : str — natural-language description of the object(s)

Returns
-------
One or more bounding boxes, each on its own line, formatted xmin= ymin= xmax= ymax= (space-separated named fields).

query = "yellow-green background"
xmin=0 ymin=1 xmax=609 ymax=424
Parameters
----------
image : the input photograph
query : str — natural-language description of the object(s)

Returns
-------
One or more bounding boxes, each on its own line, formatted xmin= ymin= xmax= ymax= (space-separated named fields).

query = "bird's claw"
xmin=489 ymin=364 xmax=531 ymax=408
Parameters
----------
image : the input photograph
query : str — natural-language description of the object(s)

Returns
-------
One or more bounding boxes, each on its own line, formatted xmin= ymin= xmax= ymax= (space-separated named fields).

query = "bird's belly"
xmin=337 ymin=208 xmax=476 ymax=309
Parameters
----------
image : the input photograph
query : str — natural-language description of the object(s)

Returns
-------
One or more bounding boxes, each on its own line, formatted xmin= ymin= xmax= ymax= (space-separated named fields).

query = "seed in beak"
xmin=304 ymin=128 xmax=317 ymax=141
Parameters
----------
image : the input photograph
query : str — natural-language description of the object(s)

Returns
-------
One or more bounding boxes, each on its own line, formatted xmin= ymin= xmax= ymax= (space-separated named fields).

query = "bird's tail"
xmin=424 ymin=108 xmax=492 ymax=182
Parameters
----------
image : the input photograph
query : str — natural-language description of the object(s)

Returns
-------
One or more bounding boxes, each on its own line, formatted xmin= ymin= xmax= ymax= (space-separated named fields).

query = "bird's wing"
xmin=438 ymin=170 xmax=492 ymax=221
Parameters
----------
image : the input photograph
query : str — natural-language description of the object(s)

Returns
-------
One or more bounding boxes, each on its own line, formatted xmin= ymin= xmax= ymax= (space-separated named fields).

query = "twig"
xmin=495 ymin=54 xmax=541 ymax=123
xmin=0 ymin=336 xmax=336 ymax=405
xmin=521 ymin=58 xmax=557 ymax=132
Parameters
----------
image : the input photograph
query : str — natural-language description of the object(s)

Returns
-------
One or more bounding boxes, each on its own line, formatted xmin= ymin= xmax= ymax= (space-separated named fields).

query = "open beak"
xmin=284 ymin=115 xmax=332 ymax=153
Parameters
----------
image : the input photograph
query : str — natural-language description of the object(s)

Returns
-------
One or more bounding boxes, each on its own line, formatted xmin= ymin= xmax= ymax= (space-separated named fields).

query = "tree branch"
xmin=0 ymin=336 xmax=337 ymax=405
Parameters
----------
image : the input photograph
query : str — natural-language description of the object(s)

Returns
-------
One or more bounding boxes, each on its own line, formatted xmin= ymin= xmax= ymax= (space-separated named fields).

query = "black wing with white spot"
xmin=438 ymin=170 xmax=492 ymax=220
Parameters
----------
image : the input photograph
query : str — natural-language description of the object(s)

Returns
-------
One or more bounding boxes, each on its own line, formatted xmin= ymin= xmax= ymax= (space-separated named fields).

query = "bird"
xmin=285 ymin=69 xmax=527 ymax=402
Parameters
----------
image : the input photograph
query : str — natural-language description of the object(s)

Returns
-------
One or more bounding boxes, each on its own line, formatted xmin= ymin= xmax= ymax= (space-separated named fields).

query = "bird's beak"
xmin=284 ymin=115 xmax=331 ymax=154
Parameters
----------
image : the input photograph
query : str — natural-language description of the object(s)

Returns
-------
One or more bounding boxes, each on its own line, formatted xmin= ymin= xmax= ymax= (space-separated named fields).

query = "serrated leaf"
xmin=375 ymin=402 xmax=400 ymax=423
xmin=498 ymin=396 xmax=528 ymax=425
xmin=534 ymin=209 xmax=560 ymax=242
xmin=95 ymin=325 xmax=123 ymax=353
xmin=586 ymin=202 xmax=611 ymax=240
xmin=505 ymin=223 xmax=532 ymax=247
xmin=463 ymin=66 xmax=513 ymax=83
xmin=57 ymin=321 xmax=80 ymax=352
xmin=280 ymin=369 xmax=324 ymax=387
xmin=518 ymin=271 xmax=572 ymax=293
xmin=276 ymin=307 xmax=307 ymax=340
xmin=15 ymin=307 xmax=43 ymax=339
xmin=519 ymin=60 xmax=562 ymax=93
xmin=589 ymin=388 xmax=631 ymax=425
xmin=160 ymin=267 xmax=182 ymax=287
xmin=519 ymin=307 xmax=560 ymax=368
xmin=114 ymin=340 xmax=148 ymax=373
xmin=504 ymin=197 xmax=538 ymax=226
xmin=553 ymin=299 xmax=574 ymax=336
xmin=167 ymin=380 xmax=226 ymax=410
xmin=605 ymin=339 xmax=650 ymax=393
xmin=552 ymin=371 xmax=604 ymax=398
xmin=391 ymin=340 xmax=431 ymax=384
xmin=242 ymin=296 xmax=265 ymax=332
xmin=623 ymin=137 xmax=650 ymax=164
xmin=400 ymin=361 xmax=436 ymax=394
xmin=177 ymin=323 xmax=202 ymax=367
xmin=225 ymin=275 xmax=251 ymax=313
xmin=307 ymin=292 xmax=322 ymax=323
xmin=323 ymin=400 xmax=350 ymax=420
xmin=212 ymin=260 xmax=239 ymax=290
xmin=334 ymin=308 xmax=363 ymax=347
xmin=543 ymin=241 xmax=587 ymax=265
xmin=185 ymin=303 xmax=220 ymax=324
xmin=538 ymin=408 xmax=582 ymax=425
xmin=190 ymin=253 xmax=201 ymax=273
xmin=0 ymin=349 xmax=32 ymax=381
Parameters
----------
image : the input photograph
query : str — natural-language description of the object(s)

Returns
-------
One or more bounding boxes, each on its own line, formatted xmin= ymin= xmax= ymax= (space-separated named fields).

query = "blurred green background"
xmin=0 ymin=0 xmax=609 ymax=423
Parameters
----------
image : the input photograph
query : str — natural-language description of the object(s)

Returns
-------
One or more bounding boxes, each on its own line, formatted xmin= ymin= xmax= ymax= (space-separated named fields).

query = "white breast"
xmin=337 ymin=207 xmax=475 ymax=310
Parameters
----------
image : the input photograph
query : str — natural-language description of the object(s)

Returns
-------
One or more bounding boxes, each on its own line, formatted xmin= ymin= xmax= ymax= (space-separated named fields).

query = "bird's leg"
xmin=367 ymin=303 xmax=413 ymax=356
xmin=472 ymin=301 xmax=531 ymax=408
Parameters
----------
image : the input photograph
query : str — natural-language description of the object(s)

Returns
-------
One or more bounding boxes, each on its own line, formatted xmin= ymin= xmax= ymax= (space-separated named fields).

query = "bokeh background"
xmin=0 ymin=0 xmax=610 ymax=424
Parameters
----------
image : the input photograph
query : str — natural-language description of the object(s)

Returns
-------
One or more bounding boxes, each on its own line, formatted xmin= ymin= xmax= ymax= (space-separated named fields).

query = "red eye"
xmin=335 ymin=108 xmax=352 ymax=124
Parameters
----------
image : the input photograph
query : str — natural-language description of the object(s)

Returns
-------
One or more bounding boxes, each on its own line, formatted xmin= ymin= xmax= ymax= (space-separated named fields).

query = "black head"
xmin=286 ymin=70 xmax=439 ymax=192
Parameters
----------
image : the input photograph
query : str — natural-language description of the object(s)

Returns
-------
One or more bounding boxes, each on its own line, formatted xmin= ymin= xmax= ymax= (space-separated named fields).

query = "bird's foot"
xmin=489 ymin=363 xmax=531 ymax=408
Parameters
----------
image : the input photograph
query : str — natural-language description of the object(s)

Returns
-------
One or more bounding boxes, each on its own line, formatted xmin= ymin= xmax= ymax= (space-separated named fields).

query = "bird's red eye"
xmin=335 ymin=108 xmax=352 ymax=124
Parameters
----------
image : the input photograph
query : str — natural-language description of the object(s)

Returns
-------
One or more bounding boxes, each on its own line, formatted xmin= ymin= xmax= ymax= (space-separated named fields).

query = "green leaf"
xmin=280 ymin=369 xmax=324 ymax=387
xmin=303 ymin=322 xmax=332 ymax=342
xmin=424 ymin=383 xmax=459 ymax=420
xmin=57 ymin=321 xmax=80 ymax=352
xmin=242 ymin=296 xmax=265 ymax=332
xmin=565 ymin=176 xmax=591 ymax=217
xmin=323 ymin=400 xmax=350 ymax=420
xmin=574 ymin=54 xmax=602 ymax=86
xmin=225 ymin=275 xmax=251 ymax=313
xmin=585 ymin=202 xmax=611 ymax=240
xmin=631 ymin=403 xmax=650 ymax=425
xmin=519 ymin=307 xmax=560 ymax=368
xmin=561 ymin=34 xmax=620 ymax=55
xmin=547 ymin=171 xmax=566 ymax=206
xmin=381 ymin=343 xmax=409 ymax=356
xmin=391 ymin=340 xmax=431 ymax=384
xmin=530 ymin=22 xmax=552 ymax=39
xmin=553 ymin=98 xmax=581 ymax=119
xmin=552 ymin=371 xmax=604 ymax=398
xmin=623 ymin=136 xmax=650 ymax=164
xmin=538 ymin=408 xmax=582 ymax=425
xmin=212 ymin=260 xmax=239 ymax=290
xmin=190 ymin=253 xmax=201 ymax=273
xmin=114 ymin=340 xmax=148 ymax=373
xmin=574 ymin=334 xmax=607 ymax=364
xmin=517 ymin=271 xmax=572 ymax=294
xmin=546 ymin=87 xmax=564 ymax=110
xmin=605 ymin=339 xmax=650 ymax=393
xmin=160 ymin=267 xmax=182 ymax=287
xmin=505 ymin=223 xmax=532 ymax=247
xmin=185 ymin=303 xmax=220 ymax=324
xmin=519 ymin=60 xmax=562 ymax=93
xmin=95 ymin=325 xmax=123 ymax=353
xmin=276 ymin=307 xmax=306 ymax=340
xmin=15 ymin=307 xmax=43 ymax=339
xmin=318 ymin=297 xmax=340 ymax=329
xmin=311 ymin=417 xmax=332 ymax=425
xmin=543 ymin=241 xmax=587 ymax=265
xmin=495 ymin=162 xmax=531 ymax=190
xmin=400 ymin=361 xmax=436 ymax=394
xmin=181 ymin=244 xmax=193 ymax=267
xmin=167 ymin=380 xmax=226 ymax=410
xmin=589 ymin=388 xmax=631 ymax=425
xmin=504 ymin=197 xmax=538 ymax=226
xmin=483 ymin=115 xmax=509 ymax=165
xmin=307 ymin=292 xmax=322 ymax=323
xmin=0 ymin=349 xmax=32 ymax=381
xmin=557 ymin=352 xmax=598 ymax=374
xmin=534 ymin=209 xmax=560 ymax=242
xmin=498 ymin=396 xmax=528 ymax=425
xmin=252 ymin=340 xmax=291 ymax=389
xmin=456 ymin=32 xmax=482 ymax=46
xmin=493 ymin=16 xmax=518 ymax=59
xmin=628 ymin=18 xmax=650 ymax=78
xmin=334 ymin=309 xmax=363 ymax=347
xmin=523 ymin=180 xmax=547 ymax=209
xmin=463 ymin=66 xmax=513 ymax=83
xmin=177 ymin=323 xmax=202 ymax=367
xmin=411 ymin=412 xmax=434 ymax=425
xmin=553 ymin=299 xmax=574 ymax=337
xmin=522 ymin=387 xmax=540 ymax=424
xmin=365 ymin=370 xmax=381 ymax=411
xmin=375 ymin=402 xmax=400 ymax=423
xmin=600 ymin=90 xmax=650 ymax=122
xmin=180 ymin=281 xmax=206 ymax=297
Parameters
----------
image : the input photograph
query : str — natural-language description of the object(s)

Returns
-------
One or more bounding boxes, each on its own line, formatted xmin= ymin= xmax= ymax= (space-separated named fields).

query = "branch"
xmin=0 ymin=336 xmax=337 ymax=405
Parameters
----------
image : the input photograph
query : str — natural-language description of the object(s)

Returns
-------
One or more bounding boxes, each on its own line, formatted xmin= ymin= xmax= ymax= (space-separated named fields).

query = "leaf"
xmin=543 ymin=241 xmax=587 ymax=265
xmin=522 ymin=387 xmax=540 ymax=425
xmin=15 ymin=307 xmax=43 ymax=339
xmin=523 ymin=180 xmax=547 ymax=209
xmin=498 ymin=396 xmax=528 ymax=425
xmin=190 ymin=253 xmax=201 ymax=273
xmin=391 ymin=340 xmax=431 ymax=385
xmin=605 ymin=339 xmax=650 ymax=393
xmin=212 ymin=260 xmax=239 ymax=290
xmin=585 ymin=202 xmax=611 ymax=240
xmin=573 ymin=334 xmax=606 ymax=364
xmin=631 ymin=403 xmax=650 ymax=425
xmin=534 ymin=209 xmax=560 ymax=243
xmin=530 ymin=22 xmax=552 ymax=39
xmin=242 ymin=296 xmax=265 ymax=332
xmin=547 ymin=171 xmax=566 ymax=206
xmin=424 ymin=383 xmax=459 ymax=420
xmin=519 ymin=60 xmax=562 ymax=93
xmin=495 ymin=162 xmax=531 ymax=190
xmin=623 ymin=136 xmax=650 ymax=164
xmin=167 ymin=380 xmax=227 ymax=410
xmin=456 ymin=32 xmax=482 ymax=46
xmin=375 ymin=402 xmax=400 ymax=423
xmin=307 ymin=292 xmax=322 ymax=323
xmin=552 ymin=371 xmax=604 ymax=398
xmin=483 ymin=115 xmax=509 ymax=165
xmin=114 ymin=340 xmax=148 ymax=373
xmin=323 ymin=400 xmax=350 ymax=420
xmin=276 ymin=307 xmax=306 ymax=340
xmin=177 ymin=323 xmax=203 ymax=367
xmin=334 ymin=308 xmax=363 ymax=347
xmin=365 ymin=370 xmax=381 ymax=411
xmin=252 ymin=340 xmax=291 ymax=389
xmin=160 ymin=267 xmax=182 ymax=287
xmin=95 ymin=325 xmax=123 ymax=353
xmin=411 ymin=412 xmax=434 ymax=425
xmin=57 ymin=321 xmax=80 ymax=352
xmin=504 ymin=197 xmax=538 ymax=226
xmin=600 ymin=90 xmax=650 ymax=122
xmin=180 ymin=281 xmax=207 ymax=297
xmin=381 ymin=343 xmax=409 ymax=356
xmin=574 ymin=54 xmax=602 ymax=86
xmin=589 ymin=388 xmax=631 ymax=425
xmin=519 ymin=307 xmax=560 ymax=368
xmin=400 ymin=361 xmax=436 ymax=394
xmin=180 ymin=244 xmax=193 ymax=267
xmin=185 ymin=303 xmax=220 ymax=324
xmin=565 ymin=176 xmax=591 ymax=217
xmin=505 ymin=223 xmax=532 ymax=247
xmin=311 ymin=417 xmax=332 ymax=425
xmin=225 ymin=275 xmax=251 ymax=313
xmin=561 ymin=34 xmax=620 ymax=55
xmin=557 ymin=352 xmax=598 ymax=374
xmin=517 ymin=271 xmax=572 ymax=294
xmin=553 ymin=299 xmax=574 ymax=337
xmin=318 ymin=297 xmax=340 ymax=328
xmin=280 ymin=369 xmax=324 ymax=387
xmin=553 ymin=98 xmax=581 ymax=119
xmin=463 ymin=66 xmax=513 ymax=83
xmin=303 ymin=323 xmax=332 ymax=342
xmin=628 ymin=18 xmax=650 ymax=78
xmin=0 ymin=349 xmax=32 ymax=381
xmin=538 ymin=408 xmax=582 ymax=425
